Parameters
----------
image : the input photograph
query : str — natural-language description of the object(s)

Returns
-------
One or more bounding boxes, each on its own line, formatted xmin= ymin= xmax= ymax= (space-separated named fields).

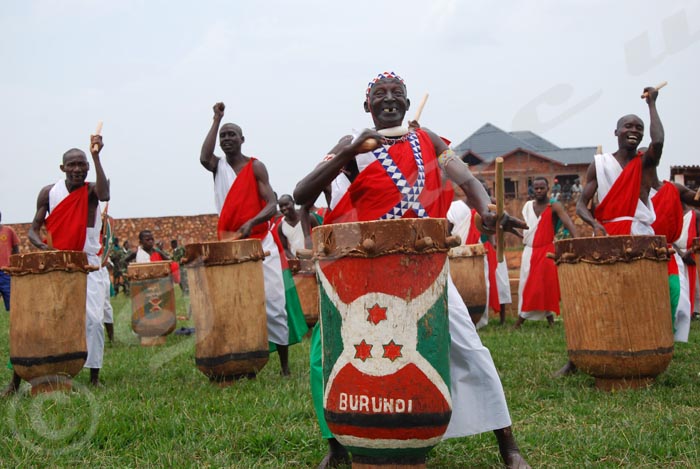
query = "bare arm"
xmin=277 ymin=222 xmax=293 ymax=259
xmin=576 ymin=162 xmax=606 ymax=236
xmin=89 ymin=135 xmax=110 ymax=201
xmin=27 ymin=186 xmax=52 ymax=250
xmin=674 ymin=183 xmax=700 ymax=208
xmin=552 ymin=201 xmax=578 ymax=238
xmin=641 ymin=87 xmax=663 ymax=168
xmin=200 ymin=103 xmax=224 ymax=173
xmin=294 ymin=133 xmax=379 ymax=206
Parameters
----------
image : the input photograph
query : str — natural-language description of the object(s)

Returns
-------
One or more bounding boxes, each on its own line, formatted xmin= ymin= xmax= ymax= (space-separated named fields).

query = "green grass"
xmin=1 ymin=294 xmax=699 ymax=468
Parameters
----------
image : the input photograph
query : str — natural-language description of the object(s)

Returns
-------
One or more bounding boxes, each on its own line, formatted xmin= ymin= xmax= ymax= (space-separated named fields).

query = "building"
xmin=453 ymin=123 xmax=596 ymax=199
xmin=670 ymin=165 xmax=700 ymax=191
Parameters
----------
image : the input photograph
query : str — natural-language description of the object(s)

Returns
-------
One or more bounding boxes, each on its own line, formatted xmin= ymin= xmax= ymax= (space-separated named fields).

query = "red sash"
xmin=270 ymin=216 xmax=291 ymax=271
xmin=325 ymin=129 xmax=453 ymax=223
xmin=465 ymin=208 xmax=481 ymax=245
xmin=651 ymin=182 xmax=683 ymax=276
xmin=484 ymin=241 xmax=500 ymax=312
xmin=45 ymin=183 xmax=88 ymax=251
xmin=594 ymin=154 xmax=642 ymax=235
xmin=217 ymin=158 xmax=270 ymax=241
xmin=521 ymin=205 xmax=560 ymax=314
xmin=686 ymin=211 xmax=697 ymax=312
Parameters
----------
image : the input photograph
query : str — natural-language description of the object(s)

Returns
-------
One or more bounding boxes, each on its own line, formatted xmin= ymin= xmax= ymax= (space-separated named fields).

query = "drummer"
xmin=294 ymin=72 xmax=530 ymax=469
xmin=514 ymin=177 xmax=577 ymax=329
xmin=3 ymin=134 xmax=110 ymax=394
xmin=199 ymin=103 xmax=308 ymax=376
xmin=276 ymin=194 xmax=319 ymax=260
xmin=124 ymin=230 xmax=172 ymax=263
xmin=576 ymin=86 xmax=664 ymax=236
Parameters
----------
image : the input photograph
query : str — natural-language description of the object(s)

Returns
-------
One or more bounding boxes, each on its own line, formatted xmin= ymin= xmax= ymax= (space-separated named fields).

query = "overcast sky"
xmin=2 ymin=0 xmax=699 ymax=224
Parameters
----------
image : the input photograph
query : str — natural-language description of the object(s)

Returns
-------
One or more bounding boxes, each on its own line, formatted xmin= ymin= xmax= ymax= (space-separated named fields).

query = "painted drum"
xmin=185 ymin=239 xmax=269 ymax=386
xmin=313 ymin=219 xmax=452 ymax=468
xmin=127 ymin=261 xmax=177 ymax=346
xmin=554 ymin=235 xmax=673 ymax=391
xmin=5 ymin=251 xmax=94 ymax=395
xmin=290 ymin=258 xmax=319 ymax=328
xmin=448 ymin=243 xmax=487 ymax=326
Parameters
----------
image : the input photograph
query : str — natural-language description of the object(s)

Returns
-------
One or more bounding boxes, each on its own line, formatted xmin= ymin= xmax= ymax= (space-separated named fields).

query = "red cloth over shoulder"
xmin=217 ymin=158 xmax=270 ymax=241
xmin=594 ymin=154 xmax=642 ymax=235
xmin=521 ymin=205 xmax=560 ymax=314
xmin=45 ymin=183 xmax=88 ymax=251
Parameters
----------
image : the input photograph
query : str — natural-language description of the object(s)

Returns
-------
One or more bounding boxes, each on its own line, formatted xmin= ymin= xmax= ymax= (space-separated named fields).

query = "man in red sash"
xmin=295 ymin=72 xmax=530 ymax=469
xmin=577 ymin=87 xmax=664 ymax=235
xmin=514 ymin=177 xmax=577 ymax=329
xmin=4 ymin=134 xmax=110 ymax=394
xmin=200 ymin=103 xmax=307 ymax=376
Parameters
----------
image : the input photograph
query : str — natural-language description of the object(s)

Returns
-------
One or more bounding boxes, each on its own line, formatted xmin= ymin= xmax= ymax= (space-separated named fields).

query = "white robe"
xmin=446 ymin=200 xmax=491 ymax=329
xmin=281 ymin=219 xmax=305 ymax=257
xmin=330 ymin=150 xmax=512 ymax=439
xmin=518 ymin=201 xmax=555 ymax=321
xmin=213 ymin=158 xmax=289 ymax=345
xmin=594 ymin=153 xmax=655 ymax=234
xmin=671 ymin=210 xmax=694 ymax=342
xmin=48 ymin=180 xmax=108 ymax=369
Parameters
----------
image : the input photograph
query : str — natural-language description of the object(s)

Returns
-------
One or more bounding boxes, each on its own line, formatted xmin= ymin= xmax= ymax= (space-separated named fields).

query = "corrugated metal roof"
xmin=453 ymin=122 xmax=594 ymax=165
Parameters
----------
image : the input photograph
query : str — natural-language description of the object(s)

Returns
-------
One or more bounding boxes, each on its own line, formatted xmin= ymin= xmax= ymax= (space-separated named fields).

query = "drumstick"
xmin=495 ymin=157 xmax=505 ymax=263
xmin=694 ymin=189 xmax=700 ymax=201
xmin=92 ymin=121 xmax=103 ymax=153
xmin=640 ymin=81 xmax=667 ymax=99
xmin=47 ymin=231 xmax=54 ymax=250
xmin=596 ymin=145 xmax=603 ymax=155
xmin=413 ymin=93 xmax=429 ymax=123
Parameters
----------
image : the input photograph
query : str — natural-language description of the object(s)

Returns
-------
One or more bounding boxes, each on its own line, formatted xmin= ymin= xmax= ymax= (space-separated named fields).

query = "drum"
xmin=554 ymin=235 xmax=673 ymax=391
xmin=127 ymin=261 xmax=177 ymax=346
xmin=185 ymin=239 xmax=269 ymax=386
xmin=313 ymin=219 xmax=456 ymax=468
xmin=6 ymin=251 xmax=94 ymax=395
xmin=448 ymin=244 xmax=487 ymax=325
xmin=289 ymin=257 xmax=319 ymax=328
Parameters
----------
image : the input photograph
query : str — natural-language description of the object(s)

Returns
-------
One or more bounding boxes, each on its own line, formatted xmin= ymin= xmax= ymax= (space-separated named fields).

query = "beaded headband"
xmin=365 ymin=71 xmax=405 ymax=102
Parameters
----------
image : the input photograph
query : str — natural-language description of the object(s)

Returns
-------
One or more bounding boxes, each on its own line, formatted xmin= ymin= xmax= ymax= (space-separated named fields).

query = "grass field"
xmin=1 ymin=291 xmax=699 ymax=468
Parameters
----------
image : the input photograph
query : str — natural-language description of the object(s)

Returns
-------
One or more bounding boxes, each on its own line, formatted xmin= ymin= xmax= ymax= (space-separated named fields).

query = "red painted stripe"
xmin=319 ymin=254 xmax=445 ymax=303
xmin=328 ymin=423 xmax=447 ymax=440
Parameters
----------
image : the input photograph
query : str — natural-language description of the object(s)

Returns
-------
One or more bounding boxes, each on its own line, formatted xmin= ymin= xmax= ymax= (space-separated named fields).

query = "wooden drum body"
xmin=313 ymin=219 xmax=453 ymax=468
xmin=127 ymin=261 xmax=177 ymax=346
xmin=555 ymin=235 xmax=673 ymax=391
xmin=6 ymin=251 xmax=92 ymax=394
xmin=448 ymin=244 xmax=487 ymax=325
xmin=290 ymin=258 xmax=319 ymax=328
xmin=185 ymin=240 xmax=269 ymax=385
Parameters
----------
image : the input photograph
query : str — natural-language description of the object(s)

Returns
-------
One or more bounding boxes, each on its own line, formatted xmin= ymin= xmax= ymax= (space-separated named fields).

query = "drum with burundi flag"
xmin=313 ymin=219 xmax=455 ymax=467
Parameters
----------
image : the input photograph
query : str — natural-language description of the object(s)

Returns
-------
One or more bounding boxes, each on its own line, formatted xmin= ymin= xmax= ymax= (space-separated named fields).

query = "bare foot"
xmin=1 ymin=372 xmax=22 ymax=397
xmin=552 ymin=361 xmax=577 ymax=378
xmin=317 ymin=438 xmax=350 ymax=469
xmin=503 ymin=451 xmax=532 ymax=469
xmin=494 ymin=427 xmax=530 ymax=469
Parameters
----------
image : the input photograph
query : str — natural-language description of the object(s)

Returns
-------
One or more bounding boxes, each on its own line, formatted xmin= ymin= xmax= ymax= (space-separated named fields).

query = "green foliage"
xmin=1 ymin=296 xmax=699 ymax=467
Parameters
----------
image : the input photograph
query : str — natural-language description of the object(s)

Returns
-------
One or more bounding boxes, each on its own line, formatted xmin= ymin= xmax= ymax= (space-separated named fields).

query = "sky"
xmin=1 ymin=0 xmax=699 ymax=224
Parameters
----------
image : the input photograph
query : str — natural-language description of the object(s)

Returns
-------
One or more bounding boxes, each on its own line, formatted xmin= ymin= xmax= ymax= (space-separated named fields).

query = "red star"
xmin=382 ymin=340 xmax=403 ymax=362
xmin=367 ymin=303 xmax=388 ymax=325
xmin=354 ymin=340 xmax=373 ymax=362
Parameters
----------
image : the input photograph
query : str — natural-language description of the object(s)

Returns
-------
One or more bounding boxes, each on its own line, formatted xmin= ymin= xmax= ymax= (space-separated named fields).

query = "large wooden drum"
xmin=289 ymin=257 xmax=319 ymax=328
xmin=313 ymin=219 xmax=454 ymax=468
xmin=127 ymin=261 xmax=177 ymax=346
xmin=448 ymin=244 xmax=487 ymax=325
xmin=185 ymin=240 xmax=269 ymax=385
xmin=554 ymin=235 xmax=673 ymax=391
xmin=6 ymin=251 xmax=94 ymax=395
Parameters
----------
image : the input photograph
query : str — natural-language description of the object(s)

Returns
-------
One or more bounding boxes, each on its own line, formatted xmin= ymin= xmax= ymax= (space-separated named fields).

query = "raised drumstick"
xmin=92 ymin=121 xmax=103 ymax=153
xmin=641 ymin=81 xmax=667 ymax=99
xmin=413 ymin=93 xmax=429 ymax=123
xmin=495 ymin=157 xmax=505 ymax=263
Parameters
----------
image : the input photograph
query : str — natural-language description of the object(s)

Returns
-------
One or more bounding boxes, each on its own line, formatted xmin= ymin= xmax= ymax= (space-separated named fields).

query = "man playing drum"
xmin=4 ymin=134 xmax=110 ymax=393
xmin=200 ymin=104 xmax=307 ymax=376
xmin=294 ymin=72 xmax=530 ymax=469
xmin=514 ymin=177 xmax=577 ymax=329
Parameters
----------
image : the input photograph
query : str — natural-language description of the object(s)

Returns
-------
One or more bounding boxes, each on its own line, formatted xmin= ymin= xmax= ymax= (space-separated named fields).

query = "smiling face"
xmin=60 ymin=149 xmax=89 ymax=189
xmin=615 ymin=114 xmax=644 ymax=151
xmin=278 ymin=195 xmax=295 ymax=218
xmin=219 ymin=123 xmax=244 ymax=155
xmin=364 ymin=77 xmax=410 ymax=130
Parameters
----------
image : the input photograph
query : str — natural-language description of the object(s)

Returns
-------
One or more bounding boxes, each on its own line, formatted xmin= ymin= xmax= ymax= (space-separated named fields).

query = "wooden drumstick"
xmin=640 ymin=81 xmax=667 ymax=99
xmin=358 ymin=138 xmax=379 ymax=152
xmin=495 ymin=157 xmax=505 ymax=263
xmin=694 ymin=188 xmax=700 ymax=201
xmin=596 ymin=145 xmax=603 ymax=155
xmin=92 ymin=121 xmax=103 ymax=153
xmin=47 ymin=231 xmax=54 ymax=250
xmin=413 ymin=93 xmax=429 ymax=123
